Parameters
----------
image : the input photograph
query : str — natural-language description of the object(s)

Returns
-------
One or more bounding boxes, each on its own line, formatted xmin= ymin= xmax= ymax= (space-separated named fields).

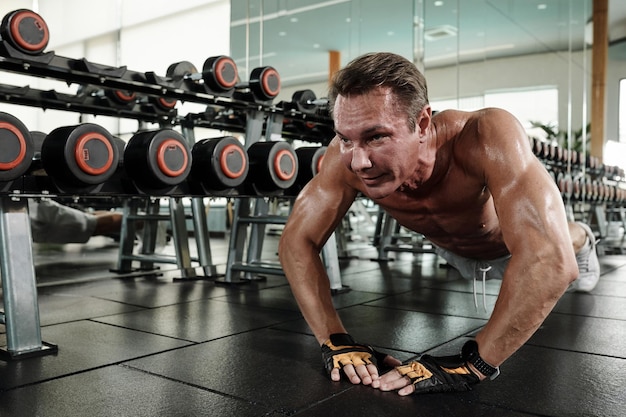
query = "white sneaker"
xmin=570 ymin=222 xmax=600 ymax=292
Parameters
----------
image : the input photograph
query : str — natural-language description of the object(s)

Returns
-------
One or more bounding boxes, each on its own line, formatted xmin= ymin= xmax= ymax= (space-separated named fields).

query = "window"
xmin=431 ymin=87 xmax=558 ymax=134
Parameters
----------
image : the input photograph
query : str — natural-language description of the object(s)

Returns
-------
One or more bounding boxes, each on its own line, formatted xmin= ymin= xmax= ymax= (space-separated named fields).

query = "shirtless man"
xmin=278 ymin=52 xmax=599 ymax=395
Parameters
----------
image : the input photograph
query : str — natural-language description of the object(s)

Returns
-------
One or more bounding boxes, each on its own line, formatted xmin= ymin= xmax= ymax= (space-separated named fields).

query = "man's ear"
xmin=417 ymin=105 xmax=432 ymax=136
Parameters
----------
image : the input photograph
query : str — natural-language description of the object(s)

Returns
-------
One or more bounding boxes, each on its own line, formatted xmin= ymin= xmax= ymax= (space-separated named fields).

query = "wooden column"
xmin=329 ymin=50 xmax=341 ymax=85
xmin=591 ymin=0 xmax=608 ymax=161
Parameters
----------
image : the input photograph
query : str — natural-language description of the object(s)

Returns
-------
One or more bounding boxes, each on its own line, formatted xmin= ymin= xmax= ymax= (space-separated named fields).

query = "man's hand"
xmin=321 ymin=333 xmax=401 ymax=385
xmin=376 ymin=353 xmax=480 ymax=395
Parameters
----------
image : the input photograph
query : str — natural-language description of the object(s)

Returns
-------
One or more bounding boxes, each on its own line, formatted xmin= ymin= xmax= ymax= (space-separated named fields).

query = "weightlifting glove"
xmin=321 ymin=333 xmax=389 ymax=377
xmin=395 ymin=353 xmax=480 ymax=394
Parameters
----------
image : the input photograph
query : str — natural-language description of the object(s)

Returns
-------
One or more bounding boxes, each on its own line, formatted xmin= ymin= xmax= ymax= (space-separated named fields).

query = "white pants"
xmin=28 ymin=199 xmax=97 ymax=244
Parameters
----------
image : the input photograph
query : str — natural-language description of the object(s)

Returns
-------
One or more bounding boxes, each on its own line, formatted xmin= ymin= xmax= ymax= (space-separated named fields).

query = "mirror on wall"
xmin=230 ymin=0 xmax=592 ymax=152
xmin=423 ymin=0 xmax=591 ymax=147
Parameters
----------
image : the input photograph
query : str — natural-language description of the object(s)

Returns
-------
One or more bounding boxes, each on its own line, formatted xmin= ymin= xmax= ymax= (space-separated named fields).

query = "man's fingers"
xmin=354 ymin=363 xmax=377 ymax=385
xmin=341 ymin=363 xmax=362 ymax=384
xmin=377 ymin=370 xmax=411 ymax=392
xmin=398 ymin=384 xmax=416 ymax=396
xmin=332 ymin=363 xmax=379 ymax=385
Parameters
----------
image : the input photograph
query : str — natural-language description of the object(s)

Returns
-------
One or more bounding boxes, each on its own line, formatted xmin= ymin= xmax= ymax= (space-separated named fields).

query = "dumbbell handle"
xmin=307 ymin=99 xmax=328 ymax=106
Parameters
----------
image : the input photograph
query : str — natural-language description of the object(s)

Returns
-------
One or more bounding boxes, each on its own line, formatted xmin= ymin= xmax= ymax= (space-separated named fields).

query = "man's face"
xmin=334 ymin=87 xmax=425 ymax=199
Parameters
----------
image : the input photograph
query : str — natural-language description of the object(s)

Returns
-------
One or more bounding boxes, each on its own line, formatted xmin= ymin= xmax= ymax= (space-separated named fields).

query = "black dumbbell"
xmin=41 ymin=123 xmax=120 ymax=191
xmin=249 ymin=66 xmax=280 ymax=101
xmin=0 ymin=111 xmax=34 ymax=182
xmin=166 ymin=55 xmax=239 ymax=94
xmin=246 ymin=141 xmax=298 ymax=194
xmin=148 ymin=96 xmax=178 ymax=112
xmin=285 ymin=90 xmax=328 ymax=115
xmin=285 ymin=146 xmax=326 ymax=195
xmin=105 ymin=89 xmax=138 ymax=106
xmin=0 ymin=9 xmax=49 ymax=55
xmin=124 ymin=129 xmax=192 ymax=192
xmin=295 ymin=146 xmax=325 ymax=183
xmin=233 ymin=66 xmax=281 ymax=103
xmin=190 ymin=136 xmax=248 ymax=192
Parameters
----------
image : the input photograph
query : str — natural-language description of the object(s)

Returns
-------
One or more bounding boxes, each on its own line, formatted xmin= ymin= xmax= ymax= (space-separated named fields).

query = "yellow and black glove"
xmin=396 ymin=353 xmax=480 ymax=394
xmin=321 ymin=333 xmax=389 ymax=377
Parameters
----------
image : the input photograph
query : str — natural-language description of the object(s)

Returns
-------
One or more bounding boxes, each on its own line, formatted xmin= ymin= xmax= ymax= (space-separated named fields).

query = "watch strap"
xmin=462 ymin=340 xmax=500 ymax=380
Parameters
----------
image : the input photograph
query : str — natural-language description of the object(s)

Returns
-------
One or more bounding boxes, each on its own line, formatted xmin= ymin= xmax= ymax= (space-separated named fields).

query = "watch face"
xmin=461 ymin=340 xmax=479 ymax=361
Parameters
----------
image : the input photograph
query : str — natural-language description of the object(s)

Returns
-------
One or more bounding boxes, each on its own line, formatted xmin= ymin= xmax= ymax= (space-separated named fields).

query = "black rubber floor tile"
xmin=35 ymin=291 xmax=145 ymax=326
xmin=476 ymin=344 xmax=626 ymax=417
xmin=364 ymin=288 xmax=496 ymax=319
xmin=274 ymin=305 xmax=486 ymax=355
xmin=597 ymin=255 xmax=626 ymax=274
xmin=37 ymin=276 xmax=231 ymax=308
xmin=0 ymin=320 xmax=190 ymax=390
xmin=0 ymin=364 xmax=267 ymax=417
xmin=215 ymin=285 xmax=387 ymax=312
xmin=338 ymin=261 xmax=454 ymax=294
xmin=553 ymin=292 xmax=626 ymax=320
xmin=424 ymin=278 xmax=503 ymax=296
xmin=294 ymin=384 xmax=537 ymax=417
xmin=587 ymin=278 xmax=626 ymax=297
xmin=527 ymin=312 xmax=626 ymax=358
xmin=93 ymin=298 xmax=301 ymax=342
xmin=125 ymin=329 xmax=354 ymax=412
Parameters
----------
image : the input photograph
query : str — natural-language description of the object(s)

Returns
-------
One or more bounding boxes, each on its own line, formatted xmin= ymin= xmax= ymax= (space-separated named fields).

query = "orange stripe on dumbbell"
xmin=157 ymin=138 xmax=189 ymax=177
xmin=74 ymin=132 xmax=114 ymax=176
xmin=0 ymin=121 xmax=26 ymax=171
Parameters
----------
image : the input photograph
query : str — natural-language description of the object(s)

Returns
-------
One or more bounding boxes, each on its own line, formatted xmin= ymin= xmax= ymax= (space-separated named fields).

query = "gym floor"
xmin=0 ymin=226 xmax=625 ymax=416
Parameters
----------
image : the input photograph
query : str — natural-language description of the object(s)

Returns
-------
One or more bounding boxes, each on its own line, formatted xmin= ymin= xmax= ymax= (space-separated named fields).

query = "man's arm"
xmin=471 ymin=108 xmax=578 ymax=368
xmin=377 ymin=108 xmax=579 ymax=395
xmin=279 ymin=139 xmax=395 ymax=384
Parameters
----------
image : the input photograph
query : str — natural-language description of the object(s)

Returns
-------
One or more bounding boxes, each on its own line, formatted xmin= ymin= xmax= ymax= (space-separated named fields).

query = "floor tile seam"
xmin=373 ymin=331 xmax=485 ymax=358
xmin=288 ymin=386 xmax=357 ymax=416
xmin=86 ymin=318 xmax=200 ymax=343
xmin=418 ymin=283 xmax=501 ymax=296
xmin=523 ymin=342 xmax=626 ymax=361
xmin=358 ymin=302 xmax=492 ymax=322
xmin=548 ymin=310 xmax=626 ymax=323
xmin=0 ymin=347 xmax=188 ymax=395
xmin=34 ymin=267 xmax=176 ymax=289
xmin=579 ymin=291 xmax=626 ymax=299
xmin=208 ymin=296 xmax=306 ymax=315
xmin=476 ymin=401 xmax=553 ymax=417
xmin=0 ymin=341 xmax=210 ymax=393
xmin=118 ymin=363 xmax=272 ymax=409
xmin=326 ymin=292 xmax=415 ymax=311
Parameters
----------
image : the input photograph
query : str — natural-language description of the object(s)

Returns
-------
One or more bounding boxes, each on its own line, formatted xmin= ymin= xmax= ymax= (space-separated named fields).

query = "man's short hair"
xmin=328 ymin=52 xmax=429 ymax=132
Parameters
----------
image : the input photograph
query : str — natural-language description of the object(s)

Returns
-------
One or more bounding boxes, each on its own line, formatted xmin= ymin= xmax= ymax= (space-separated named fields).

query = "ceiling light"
xmin=290 ymin=17 xmax=298 ymax=23
xmin=279 ymin=31 xmax=287 ymax=36
xmin=387 ymin=31 xmax=395 ymax=36
xmin=313 ymin=43 xmax=320 ymax=48
xmin=424 ymin=25 xmax=458 ymax=41
xmin=537 ymin=4 xmax=547 ymax=10
xmin=434 ymin=1 xmax=444 ymax=6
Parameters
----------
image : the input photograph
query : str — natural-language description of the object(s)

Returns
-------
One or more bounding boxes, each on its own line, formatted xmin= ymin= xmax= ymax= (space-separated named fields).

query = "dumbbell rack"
xmin=219 ymin=110 xmax=345 ymax=292
xmin=530 ymin=137 xmax=626 ymax=254
xmin=0 ymin=23 xmax=335 ymax=359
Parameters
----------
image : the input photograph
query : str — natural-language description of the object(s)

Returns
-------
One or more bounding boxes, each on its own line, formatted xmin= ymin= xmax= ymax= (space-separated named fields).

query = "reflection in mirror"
xmin=423 ymin=0 xmax=591 ymax=155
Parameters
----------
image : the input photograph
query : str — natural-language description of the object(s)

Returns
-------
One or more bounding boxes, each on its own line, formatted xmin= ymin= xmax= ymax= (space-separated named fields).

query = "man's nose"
xmin=351 ymin=146 xmax=373 ymax=172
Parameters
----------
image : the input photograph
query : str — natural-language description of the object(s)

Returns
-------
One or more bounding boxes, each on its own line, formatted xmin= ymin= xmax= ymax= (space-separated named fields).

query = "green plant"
xmin=529 ymin=120 xmax=591 ymax=152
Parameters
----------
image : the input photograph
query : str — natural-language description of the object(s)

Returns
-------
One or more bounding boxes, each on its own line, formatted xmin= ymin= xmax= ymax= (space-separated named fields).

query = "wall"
xmin=0 ymin=1 xmax=621 ymax=160
xmin=0 ymin=0 xmax=230 ymax=138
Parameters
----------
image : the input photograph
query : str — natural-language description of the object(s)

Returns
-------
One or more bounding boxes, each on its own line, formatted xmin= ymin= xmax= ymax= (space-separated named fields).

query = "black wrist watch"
xmin=461 ymin=340 xmax=500 ymax=380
